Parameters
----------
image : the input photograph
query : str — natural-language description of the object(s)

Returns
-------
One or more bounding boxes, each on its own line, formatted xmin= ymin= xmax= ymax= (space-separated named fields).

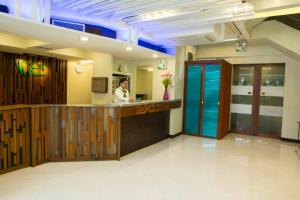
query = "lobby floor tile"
xmin=0 ymin=134 xmax=299 ymax=200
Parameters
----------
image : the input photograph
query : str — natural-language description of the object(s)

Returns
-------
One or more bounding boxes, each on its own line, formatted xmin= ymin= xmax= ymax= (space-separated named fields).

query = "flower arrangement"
xmin=161 ymin=72 xmax=173 ymax=100
xmin=161 ymin=72 xmax=173 ymax=87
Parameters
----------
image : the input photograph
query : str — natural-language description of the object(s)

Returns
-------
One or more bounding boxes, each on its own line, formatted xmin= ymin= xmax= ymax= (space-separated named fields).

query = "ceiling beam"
xmin=64 ymin=0 xmax=91 ymax=9
xmin=110 ymin=0 xmax=240 ymax=20
xmin=92 ymin=0 xmax=160 ymax=17
xmin=125 ymin=1 xmax=242 ymax=25
xmin=76 ymin=0 xmax=135 ymax=15
xmin=57 ymin=0 xmax=80 ymax=7
xmin=150 ymin=25 xmax=214 ymax=39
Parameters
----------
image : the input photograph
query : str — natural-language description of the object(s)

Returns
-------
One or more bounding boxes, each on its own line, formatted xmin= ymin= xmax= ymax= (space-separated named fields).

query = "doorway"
xmin=230 ymin=64 xmax=285 ymax=138
xmin=135 ymin=66 xmax=153 ymax=100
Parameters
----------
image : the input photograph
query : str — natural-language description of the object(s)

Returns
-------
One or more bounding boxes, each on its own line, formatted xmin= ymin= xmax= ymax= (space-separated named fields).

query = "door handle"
xmin=201 ymin=100 xmax=203 ymax=105
xmin=261 ymin=92 xmax=266 ymax=96
xmin=218 ymin=101 xmax=220 ymax=106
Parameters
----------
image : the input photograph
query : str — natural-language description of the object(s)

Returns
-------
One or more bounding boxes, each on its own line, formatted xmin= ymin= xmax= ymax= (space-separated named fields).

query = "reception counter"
xmin=0 ymin=100 xmax=181 ymax=174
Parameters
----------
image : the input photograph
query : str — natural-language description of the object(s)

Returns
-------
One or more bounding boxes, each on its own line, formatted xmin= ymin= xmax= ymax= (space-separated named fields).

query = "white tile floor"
xmin=0 ymin=134 xmax=300 ymax=200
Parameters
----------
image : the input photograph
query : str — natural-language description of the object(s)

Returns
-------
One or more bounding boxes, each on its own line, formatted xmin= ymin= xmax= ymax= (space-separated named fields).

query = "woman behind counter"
xmin=114 ymin=78 xmax=133 ymax=103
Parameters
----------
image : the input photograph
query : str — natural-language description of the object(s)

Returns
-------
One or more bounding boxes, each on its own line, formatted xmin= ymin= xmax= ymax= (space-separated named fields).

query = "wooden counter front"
xmin=0 ymin=100 xmax=181 ymax=174
xmin=120 ymin=100 xmax=182 ymax=156
xmin=0 ymin=105 xmax=121 ymax=175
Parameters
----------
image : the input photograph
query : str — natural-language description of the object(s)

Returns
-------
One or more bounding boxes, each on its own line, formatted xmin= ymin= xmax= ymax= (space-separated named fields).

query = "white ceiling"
xmin=0 ymin=13 xmax=173 ymax=60
xmin=52 ymin=0 xmax=255 ymax=45
xmin=1 ymin=0 xmax=299 ymax=49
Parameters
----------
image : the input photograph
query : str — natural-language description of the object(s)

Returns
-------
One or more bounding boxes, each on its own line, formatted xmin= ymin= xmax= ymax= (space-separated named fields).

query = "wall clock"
xmin=75 ymin=64 xmax=84 ymax=74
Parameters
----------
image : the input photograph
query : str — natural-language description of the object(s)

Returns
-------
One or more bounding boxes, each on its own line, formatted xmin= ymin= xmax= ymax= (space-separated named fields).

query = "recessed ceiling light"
xmin=153 ymin=54 xmax=158 ymax=58
xmin=231 ymin=3 xmax=253 ymax=14
xmin=80 ymin=36 xmax=89 ymax=42
xmin=141 ymin=10 xmax=177 ymax=20
xmin=224 ymin=38 xmax=238 ymax=42
xmin=80 ymin=60 xmax=94 ymax=65
xmin=126 ymin=46 xmax=133 ymax=51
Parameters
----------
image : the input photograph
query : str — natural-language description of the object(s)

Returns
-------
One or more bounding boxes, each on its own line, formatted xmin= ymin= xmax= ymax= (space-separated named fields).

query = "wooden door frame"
xmin=183 ymin=60 xmax=229 ymax=139
xmin=231 ymin=63 xmax=285 ymax=138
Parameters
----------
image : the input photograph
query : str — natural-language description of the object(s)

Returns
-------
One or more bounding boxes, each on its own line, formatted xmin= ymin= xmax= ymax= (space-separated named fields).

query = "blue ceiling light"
xmin=138 ymin=39 xmax=167 ymax=54
xmin=52 ymin=19 xmax=85 ymax=32
xmin=51 ymin=18 xmax=117 ymax=39
xmin=0 ymin=4 xmax=9 ymax=14
xmin=85 ymin=24 xmax=117 ymax=39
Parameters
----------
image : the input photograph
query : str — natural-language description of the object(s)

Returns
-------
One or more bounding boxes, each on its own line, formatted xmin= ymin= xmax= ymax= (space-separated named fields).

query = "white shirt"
xmin=114 ymin=86 xmax=130 ymax=103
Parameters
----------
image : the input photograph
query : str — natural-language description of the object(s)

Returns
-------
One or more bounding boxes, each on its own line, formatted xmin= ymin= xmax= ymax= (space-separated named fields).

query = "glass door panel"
xmin=184 ymin=65 xmax=202 ymax=135
xmin=258 ymin=66 xmax=285 ymax=137
xmin=202 ymin=64 xmax=221 ymax=138
xmin=230 ymin=66 xmax=255 ymax=133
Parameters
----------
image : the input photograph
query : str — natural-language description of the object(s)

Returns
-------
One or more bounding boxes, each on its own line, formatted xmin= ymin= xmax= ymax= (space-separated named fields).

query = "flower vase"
xmin=163 ymin=86 xmax=169 ymax=100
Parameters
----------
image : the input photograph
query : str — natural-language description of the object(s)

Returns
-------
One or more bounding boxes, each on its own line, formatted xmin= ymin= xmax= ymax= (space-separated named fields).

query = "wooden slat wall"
xmin=0 ymin=109 xmax=30 ymax=174
xmin=31 ymin=106 xmax=120 ymax=166
xmin=0 ymin=52 xmax=67 ymax=106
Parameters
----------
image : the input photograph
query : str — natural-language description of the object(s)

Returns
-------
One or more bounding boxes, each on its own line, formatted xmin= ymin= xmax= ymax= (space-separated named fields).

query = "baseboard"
xmin=281 ymin=137 xmax=300 ymax=143
xmin=169 ymin=132 xmax=183 ymax=138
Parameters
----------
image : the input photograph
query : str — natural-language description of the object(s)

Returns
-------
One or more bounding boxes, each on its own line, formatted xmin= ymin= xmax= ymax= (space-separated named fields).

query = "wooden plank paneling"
xmin=0 ymin=108 xmax=30 ymax=174
xmin=31 ymin=106 xmax=120 ymax=166
xmin=0 ymin=100 xmax=179 ymax=175
xmin=0 ymin=51 xmax=67 ymax=106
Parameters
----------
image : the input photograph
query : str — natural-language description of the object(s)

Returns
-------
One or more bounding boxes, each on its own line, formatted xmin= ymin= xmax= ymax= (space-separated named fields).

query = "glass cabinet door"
xmin=201 ymin=64 xmax=221 ymax=138
xmin=230 ymin=66 xmax=255 ymax=134
xmin=184 ymin=65 xmax=202 ymax=135
xmin=258 ymin=66 xmax=285 ymax=137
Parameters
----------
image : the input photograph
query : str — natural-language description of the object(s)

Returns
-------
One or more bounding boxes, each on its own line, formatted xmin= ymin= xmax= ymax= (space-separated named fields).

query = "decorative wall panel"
xmin=0 ymin=52 xmax=67 ymax=105
xmin=31 ymin=106 xmax=120 ymax=166
xmin=0 ymin=108 xmax=30 ymax=174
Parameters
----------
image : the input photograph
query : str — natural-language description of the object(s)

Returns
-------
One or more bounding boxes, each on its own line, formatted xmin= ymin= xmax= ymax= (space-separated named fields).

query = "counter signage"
xmin=16 ymin=59 xmax=48 ymax=77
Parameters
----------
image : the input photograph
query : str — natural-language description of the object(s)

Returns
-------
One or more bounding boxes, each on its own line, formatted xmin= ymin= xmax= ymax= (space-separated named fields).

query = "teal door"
xmin=201 ymin=64 xmax=221 ymax=138
xmin=184 ymin=64 xmax=202 ymax=135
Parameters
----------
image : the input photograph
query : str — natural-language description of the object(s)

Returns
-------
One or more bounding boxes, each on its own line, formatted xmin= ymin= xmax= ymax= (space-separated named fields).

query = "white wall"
xmin=67 ymin=61 xmax=93 ymax=104
xmin=196 ymin=43 xmax=300 ymax=139
xmin=169 ymin=46 xmax=185 ymax=135
xmin=113 ymin=57 xmax=136 ymax=97
xmin=89 ymin=52 xmax=114 ymax=104
xmin=136 ymin=68 xmax=153 ymax=99
xmin=129 ymin=58 xmax=176 ymax=101
xmin=251 ymin=20 xmax=300 ymax=57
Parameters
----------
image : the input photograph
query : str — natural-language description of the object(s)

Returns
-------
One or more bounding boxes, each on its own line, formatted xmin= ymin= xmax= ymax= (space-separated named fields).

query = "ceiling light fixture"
xmin=80 ymin=60 xmax=94 ymax=65
xmin=231 ymin=3 xmax=253 ymax=14
xmin=153 ymin=54 xmax=158 ymax=58
xmin=224 ymin=38 xmax=238 ymax=42
xmin=126 ymin=46 xmax=133 ymax=51
xmin=141 ymin=10 xmax=177 ymax=20
xmin=80 ymin=36 xmax=89 ymax=42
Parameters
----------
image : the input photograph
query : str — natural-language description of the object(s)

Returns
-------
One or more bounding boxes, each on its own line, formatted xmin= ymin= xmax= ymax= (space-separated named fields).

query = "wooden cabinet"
xmin=230 ymin=63 xmax=285 ymax=138
xmin=183 ymin=60 xmax=232 ymax=139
